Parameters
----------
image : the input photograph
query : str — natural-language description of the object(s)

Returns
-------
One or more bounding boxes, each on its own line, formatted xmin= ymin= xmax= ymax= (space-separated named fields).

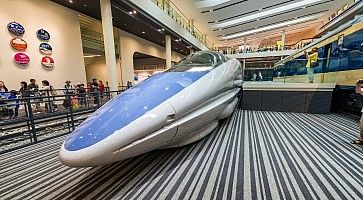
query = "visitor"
xmin=19 ymin=81 xmax=30 ymax=98
xmin=41 ymin=80 xmax=57 ymax=112
xmin=258 ymin=72 xmax=263 ymax=82
xmin=6 ymin=90 xmax=19 ymax=119
xmin=92 ymin=79 xmax=99 ymax=105
xmin=28 ymin=79 xmax=42 ymax=113
xmin=251 ymin=73 xmax=257 ymax=82
xmin=63 ymin=80 xmax=74 ymax=108
xmin=77 ymin=84 xmax=87 ymax=107
xmin=352 ymin=79 xmax=363 ymax=145
xmin=0 ymin=81 xmax=8 ymax=92
xmin=99 ymin=80 xmax=105 ymax=99
xmin=305 ymin=47 xmax=318 ymax=83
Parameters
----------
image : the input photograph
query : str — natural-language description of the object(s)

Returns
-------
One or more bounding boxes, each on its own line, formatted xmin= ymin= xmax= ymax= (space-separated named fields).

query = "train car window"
xmin=167 ymin=52 xmax=219 ymax=72
xmin=346 ymin=29 xmax=363 ymax=70
xmin=329 ymin=41 xmax=340 ymax=72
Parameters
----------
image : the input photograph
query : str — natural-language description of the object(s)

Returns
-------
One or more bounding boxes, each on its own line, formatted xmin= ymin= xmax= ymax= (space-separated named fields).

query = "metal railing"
xmin=81 ymin=28 xmax=119 ymax=54
xmin=152 ymin=0 xmax=213 ymax=49
xmin=0 ymin=87 xmax=127 ymax=153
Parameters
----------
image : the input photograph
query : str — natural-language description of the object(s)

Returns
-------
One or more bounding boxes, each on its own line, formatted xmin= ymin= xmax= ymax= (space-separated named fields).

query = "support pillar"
xmin=165 ymin=35 xmax=172 ymax=69
xmin=282 ymin=30 xmax=286 ymax=51
xmin=243 ymin=37 xmax=247 ymax=53
xmin=100 ymin=0 xmax=118 ymax=93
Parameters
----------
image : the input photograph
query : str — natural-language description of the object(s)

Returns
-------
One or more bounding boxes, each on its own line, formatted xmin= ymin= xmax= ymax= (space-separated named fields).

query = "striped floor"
xmin=1 ymin=109 xmax=363 ymax=200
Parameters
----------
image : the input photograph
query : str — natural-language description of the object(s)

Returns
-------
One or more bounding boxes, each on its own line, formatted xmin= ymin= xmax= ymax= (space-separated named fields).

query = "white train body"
xmin=59 ymin=51 xmax=242 ymax=167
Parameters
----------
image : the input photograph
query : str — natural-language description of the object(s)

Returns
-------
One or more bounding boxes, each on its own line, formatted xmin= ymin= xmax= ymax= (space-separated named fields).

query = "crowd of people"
xmin=0 ymin=78 xmax=111 ymax=119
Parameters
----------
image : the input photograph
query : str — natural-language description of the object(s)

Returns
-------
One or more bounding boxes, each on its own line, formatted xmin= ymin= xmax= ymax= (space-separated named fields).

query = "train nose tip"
xmin=59 ymin=142 xmax=116 ymax=167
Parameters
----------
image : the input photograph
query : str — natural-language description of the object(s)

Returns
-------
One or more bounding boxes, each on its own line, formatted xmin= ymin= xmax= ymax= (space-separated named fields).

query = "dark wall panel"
xmin=243 ymin=91 xmax=262 ymax=110
xmin=305 ymin=92 xmax=332 ymax=114
xmin=282 ymin=92 xmax=307 ymax=113
xmin=261 ymin=91 xmax=283 ymax=111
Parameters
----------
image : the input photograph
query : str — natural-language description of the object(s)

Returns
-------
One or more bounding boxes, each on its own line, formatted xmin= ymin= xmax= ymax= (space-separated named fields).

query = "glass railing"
xmin=80 ymin=28 xmax=119 ymax=54
xmin=152 ymin=0 xmax=212 ymax=49
xmin=272 ymin=57 xmax=339 ymax=84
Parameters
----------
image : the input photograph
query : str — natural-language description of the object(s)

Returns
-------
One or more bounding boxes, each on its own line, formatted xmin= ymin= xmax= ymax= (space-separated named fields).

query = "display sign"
xmin=10 ymin=38 xmax=27 ymax=51
xmin=37 ymin=29 xmax=50 ymax=40
xmin=39 ymin=43 xmax=52 ymax=55
xmin=7 ymin=22 xmax=25 ymax=36
xmin=41 ymin=56 xmax=54 ymax=68
xmin=14 ymin=53 xmax=30 ymax=65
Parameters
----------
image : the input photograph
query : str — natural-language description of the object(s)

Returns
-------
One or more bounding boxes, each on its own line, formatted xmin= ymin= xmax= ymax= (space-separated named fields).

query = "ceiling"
xmin=173 ymin=0 xmax=353 ymax=47
xmin=51 ymin=0 xmax=197 ymax=55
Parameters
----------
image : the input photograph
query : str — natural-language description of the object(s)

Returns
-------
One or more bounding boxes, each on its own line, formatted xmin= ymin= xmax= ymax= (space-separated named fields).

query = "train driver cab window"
xmin=169 ymin=52 xmax=219 ymax=72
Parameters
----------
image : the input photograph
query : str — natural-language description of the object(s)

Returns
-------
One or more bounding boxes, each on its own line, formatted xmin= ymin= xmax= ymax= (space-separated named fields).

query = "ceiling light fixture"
xmin=221 ymin=13 xmax=323 ymax=40
xmin=142 ymin=31 xmax=146 ymax=34
xmin=211 ymin=0 xmax=324 ymax=29
xmin=195 ymin=0 xmax=232 ymax=8
xmin=69 ymin=0 xmax=73 ymax=3
xmin=133 ymin=10 xmax=137 ymax=14
xmin=83 ymin=55 xmax=101 ymax=58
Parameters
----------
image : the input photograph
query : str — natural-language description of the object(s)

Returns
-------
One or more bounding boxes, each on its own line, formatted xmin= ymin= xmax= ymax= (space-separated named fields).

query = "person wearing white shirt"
xmin=352 ymin=79 xmax=363 ymax=145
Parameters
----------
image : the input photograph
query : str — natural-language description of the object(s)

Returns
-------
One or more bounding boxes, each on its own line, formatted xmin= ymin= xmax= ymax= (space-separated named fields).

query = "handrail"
xmin=151 ymin=0 xmax=213 ymax=49
xmin=0 ymin=89 xmax=126 ymax=153
xmin=320 ymin=0 xmax=363 ymax=30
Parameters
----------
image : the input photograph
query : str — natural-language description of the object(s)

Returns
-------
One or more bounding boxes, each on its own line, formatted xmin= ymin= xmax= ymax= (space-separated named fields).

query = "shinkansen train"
xmin=59 ymin=51 xmax=242 ymax=167
xmin=273 ymin=15 xmax=363 ymax=112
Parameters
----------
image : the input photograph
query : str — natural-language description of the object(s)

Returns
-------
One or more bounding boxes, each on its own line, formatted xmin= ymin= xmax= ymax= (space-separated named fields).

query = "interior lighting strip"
xmin=221 ymin=13 xmax=324 ymax=40
xmin=211 ymin=0 xmax=324 ymax=29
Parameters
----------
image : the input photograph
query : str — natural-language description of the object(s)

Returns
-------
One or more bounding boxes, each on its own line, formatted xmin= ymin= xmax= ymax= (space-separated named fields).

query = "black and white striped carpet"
xmin=1 ymin=110 xmax=363 ymax=200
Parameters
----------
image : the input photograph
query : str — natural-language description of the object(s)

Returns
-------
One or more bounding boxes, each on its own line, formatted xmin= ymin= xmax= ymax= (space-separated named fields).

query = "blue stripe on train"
xmin=64 ymin=71 xmax=209 ymax=151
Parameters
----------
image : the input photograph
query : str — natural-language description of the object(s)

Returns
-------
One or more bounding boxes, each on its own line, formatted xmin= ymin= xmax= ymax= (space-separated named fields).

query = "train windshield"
xmin=167 ymin=52 xmax=223 ymax=72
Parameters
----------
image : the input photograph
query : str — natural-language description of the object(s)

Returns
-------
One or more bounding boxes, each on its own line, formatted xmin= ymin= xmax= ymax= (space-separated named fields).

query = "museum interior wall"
xmin=0 ymin=0 xmax=86 ymax=89
xmin=85 ymin=23 xmax=184 ymax=86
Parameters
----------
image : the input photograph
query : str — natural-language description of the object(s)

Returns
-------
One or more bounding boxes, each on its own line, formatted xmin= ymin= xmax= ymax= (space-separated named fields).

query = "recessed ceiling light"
xmin=128 ymin=11 xmax=133 ymax=14
xmin=133 ymin=10 xmax=137 ymax=14
xmin=162 ymin=28 xmax=165 ymax=31
xmin=142 ymin=31 xmax=146 ymax=34
xmin=69 ymin=0 xmax=73 ymax=3
xmin=84 ymin=4 xmax=87 ymax=7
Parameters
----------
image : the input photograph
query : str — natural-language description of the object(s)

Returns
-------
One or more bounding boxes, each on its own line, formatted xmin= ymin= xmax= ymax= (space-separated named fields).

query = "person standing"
xmin=92 ymin=79 xmax=99 ymax=105
xmin=28 ymin=79 xmax=42 ymax=113
xmin=99 ymin=80 xmax=105 ymax=99
xmin=352 ymin=79 xmax=363 ymax=145
xmin=305 ymin=47 xmax=318 ymax=83
xmin=0 ymin=81 xmax=8 ymax=92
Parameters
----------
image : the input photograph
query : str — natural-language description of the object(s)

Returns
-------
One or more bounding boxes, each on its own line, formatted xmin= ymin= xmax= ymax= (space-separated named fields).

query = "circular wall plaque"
xmin=41 ymin=56 xmax=54 ymax=68
xmin=7 ymin=22 xmax=25 ymax=36
xmin=39 ymin=43 xmax=52 ymax=55
xmin=37 ymin=29 xmax=50 ymax=40
xmin=10 ymin=38 xmax=27 ymax=51
xmin=14 ymin=53 xmax=30 ymax=65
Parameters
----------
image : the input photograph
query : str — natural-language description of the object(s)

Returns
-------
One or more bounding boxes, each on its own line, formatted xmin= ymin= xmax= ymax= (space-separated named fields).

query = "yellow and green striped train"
xmin=274 ymin=15 xmax=363 ymax=86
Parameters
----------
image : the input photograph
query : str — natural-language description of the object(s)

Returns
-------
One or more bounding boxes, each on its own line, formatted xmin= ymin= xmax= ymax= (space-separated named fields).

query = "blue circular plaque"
xmin=37 ymin=29 xmax=50 ymax=40
xmin=39 ymin=43 xmax=53 ymax=55
xmin=7 ymin=22 xmax=25 ymax=36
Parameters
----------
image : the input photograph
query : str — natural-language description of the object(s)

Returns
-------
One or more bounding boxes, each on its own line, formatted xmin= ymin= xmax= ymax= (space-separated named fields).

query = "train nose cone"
xmin=59 ymin=71 xmax=208 ymax=166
